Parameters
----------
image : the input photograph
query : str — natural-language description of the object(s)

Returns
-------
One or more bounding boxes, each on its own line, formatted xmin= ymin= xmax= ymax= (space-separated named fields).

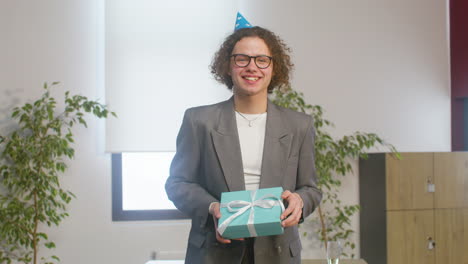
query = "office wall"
xmin=0 ymin=0 xmax=449 ymax=263
xmin=242 ymin=0 xmax=450 ymax=153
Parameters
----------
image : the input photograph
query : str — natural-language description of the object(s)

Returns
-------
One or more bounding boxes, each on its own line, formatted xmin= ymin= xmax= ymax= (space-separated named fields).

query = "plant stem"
xmin=317 ymin=205 xmax=328 ymax=250
xmin=33 ymin=190 xmax=38 ymax=264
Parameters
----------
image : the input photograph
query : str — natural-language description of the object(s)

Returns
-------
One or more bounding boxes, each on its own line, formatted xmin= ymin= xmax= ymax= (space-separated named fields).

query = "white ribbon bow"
xmin=217 ymin=191 xmax=285 ymax=237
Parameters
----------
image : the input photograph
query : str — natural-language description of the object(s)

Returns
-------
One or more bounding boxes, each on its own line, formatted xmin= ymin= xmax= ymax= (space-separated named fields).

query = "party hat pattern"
xmin=235 ymin=12 xmax=253 ymax=30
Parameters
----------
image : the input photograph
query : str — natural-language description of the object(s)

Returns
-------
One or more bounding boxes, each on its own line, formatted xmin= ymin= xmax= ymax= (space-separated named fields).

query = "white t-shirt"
xmin=235 ymin=111 xmax=267 ymax=191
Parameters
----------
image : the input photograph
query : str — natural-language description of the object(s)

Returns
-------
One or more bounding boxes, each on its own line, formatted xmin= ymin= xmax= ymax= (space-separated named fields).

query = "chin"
xmin=238 ymin=90 xmax=263 ymax=97
xmin=235 ymin=86 xmax=267 ymax=97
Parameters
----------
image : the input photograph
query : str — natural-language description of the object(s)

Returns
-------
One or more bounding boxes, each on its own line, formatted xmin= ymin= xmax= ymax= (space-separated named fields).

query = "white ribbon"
xmin=217 ymin=191 xmax=285 ymax=237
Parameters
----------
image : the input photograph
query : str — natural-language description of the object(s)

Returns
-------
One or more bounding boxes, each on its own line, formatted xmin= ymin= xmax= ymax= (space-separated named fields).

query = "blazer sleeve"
xmin=165 ymin=109 xmax=217 ymax=226
xmin=295 ymin=116 xmax=322 ymax=219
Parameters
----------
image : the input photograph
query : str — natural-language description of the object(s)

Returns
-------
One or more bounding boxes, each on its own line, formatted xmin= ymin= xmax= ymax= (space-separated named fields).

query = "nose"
xmin=245 ymin=58 xmax=259 ymax=71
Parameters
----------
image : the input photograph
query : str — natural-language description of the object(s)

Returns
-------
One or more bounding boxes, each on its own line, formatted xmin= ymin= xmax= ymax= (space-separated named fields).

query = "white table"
xmin=145 ymin=261 xmax=184 ymax=264
xmin=146 ymin=260 xmax=367 ymax=264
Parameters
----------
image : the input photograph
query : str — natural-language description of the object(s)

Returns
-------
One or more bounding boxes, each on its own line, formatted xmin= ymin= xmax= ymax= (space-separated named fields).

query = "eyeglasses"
xmin=231 ymin=54 xmax=273 ymax=69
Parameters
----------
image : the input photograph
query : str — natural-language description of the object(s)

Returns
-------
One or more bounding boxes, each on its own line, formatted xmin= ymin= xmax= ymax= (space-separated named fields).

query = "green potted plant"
xmin=272 ymin=87 xmax=398 ymax=257
xmin=0 ymin=82 xmax=115 ymax=264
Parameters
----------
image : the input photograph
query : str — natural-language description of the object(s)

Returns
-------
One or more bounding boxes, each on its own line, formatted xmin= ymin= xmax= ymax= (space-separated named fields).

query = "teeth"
xmin=244 ymin=77 xmax=259 ymax=81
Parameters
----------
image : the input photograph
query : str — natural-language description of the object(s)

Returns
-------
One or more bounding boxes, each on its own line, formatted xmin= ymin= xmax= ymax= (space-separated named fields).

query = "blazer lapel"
xmin=260 ymin=100 xmax=292 ymax=188
xmin=211 ymin=97 xmax=245 ymax=191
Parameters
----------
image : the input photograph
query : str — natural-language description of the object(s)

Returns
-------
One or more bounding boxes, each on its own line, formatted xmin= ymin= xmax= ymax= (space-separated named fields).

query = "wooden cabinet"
xmin=386 ymin=153 xmax=434 ymax=210
xmin=387 ymin=210 xmax=435 ymax=264
xmin=434 ymin=153 xmax=468 ymax=209
xmin=360 ymin=152 xmax=468 ymax=264
xmin=434 ymin=208 xmax=468 ymax=264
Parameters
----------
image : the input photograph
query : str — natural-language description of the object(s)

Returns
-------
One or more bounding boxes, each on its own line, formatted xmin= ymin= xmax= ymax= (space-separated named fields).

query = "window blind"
xmin=105 ymin=0 xmax=235 ymax=152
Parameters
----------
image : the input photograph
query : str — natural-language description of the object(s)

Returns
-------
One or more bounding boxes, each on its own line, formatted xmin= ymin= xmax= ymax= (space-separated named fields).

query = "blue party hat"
xmin=235 ymin=12 xmax=253 ymax=31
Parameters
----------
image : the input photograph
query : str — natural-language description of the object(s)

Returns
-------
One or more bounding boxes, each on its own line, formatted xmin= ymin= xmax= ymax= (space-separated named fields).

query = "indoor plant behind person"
xmin=272 ymin=87 xmax=398 ymax=257
xmin=0 ymin=82 xmax=115 ymax=264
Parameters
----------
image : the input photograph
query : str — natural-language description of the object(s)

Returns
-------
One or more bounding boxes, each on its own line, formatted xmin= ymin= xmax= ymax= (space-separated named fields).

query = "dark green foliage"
xmin=272 ymin=87 xmax=398 ymax=257
xmin=0 ymin=82 xmax=115 ymax=264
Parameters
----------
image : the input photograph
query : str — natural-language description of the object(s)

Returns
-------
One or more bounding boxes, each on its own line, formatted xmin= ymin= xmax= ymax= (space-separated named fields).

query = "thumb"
xmin=214 ymin=204 xmax=222 ymax=219
xmin=281 ymin=190 xmax=292 ymax=199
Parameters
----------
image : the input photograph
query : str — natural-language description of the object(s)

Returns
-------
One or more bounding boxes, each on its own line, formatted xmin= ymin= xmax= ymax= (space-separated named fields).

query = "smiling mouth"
xmin=243 ymin=76 xmax=259 ymax=81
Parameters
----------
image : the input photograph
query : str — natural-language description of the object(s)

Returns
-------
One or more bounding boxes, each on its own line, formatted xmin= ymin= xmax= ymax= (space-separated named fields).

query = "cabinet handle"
xmin=427 ymin=237 xmax=436 ymax=250
xmin=427 ymin=180 xmax=435 ymax=193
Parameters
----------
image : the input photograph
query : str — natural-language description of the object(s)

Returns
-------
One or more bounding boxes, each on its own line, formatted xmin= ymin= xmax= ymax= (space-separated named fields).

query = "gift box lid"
xmin=218 ymin=187 xmax=284 ymax=239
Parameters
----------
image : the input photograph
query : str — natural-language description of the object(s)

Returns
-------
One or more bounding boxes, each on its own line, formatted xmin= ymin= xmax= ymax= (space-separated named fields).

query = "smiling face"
xmin=229 ymin=37 xmax=273 ymax=98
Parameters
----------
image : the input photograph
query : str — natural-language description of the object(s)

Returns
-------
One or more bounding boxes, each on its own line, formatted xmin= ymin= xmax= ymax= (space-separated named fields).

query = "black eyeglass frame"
xmin=230 ymin=54 xmax=273 ymax=69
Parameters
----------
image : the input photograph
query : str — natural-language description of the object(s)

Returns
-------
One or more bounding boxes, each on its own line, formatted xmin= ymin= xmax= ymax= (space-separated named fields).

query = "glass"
xmin=122 ymin=152 xmax=176 ymax=210
xmin=326 ymin=241 xmax=342 ymax=264
xmin=231 ymin=54 xmax=273 ymax=69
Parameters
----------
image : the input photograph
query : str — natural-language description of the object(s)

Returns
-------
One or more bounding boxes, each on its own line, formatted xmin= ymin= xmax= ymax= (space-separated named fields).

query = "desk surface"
xmin=146 ymin=261 xmax=184 ymax=264
xmin=147 ymin=260 xmax=367 ymax=264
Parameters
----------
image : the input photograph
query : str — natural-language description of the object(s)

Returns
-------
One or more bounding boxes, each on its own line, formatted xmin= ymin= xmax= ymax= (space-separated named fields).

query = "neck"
xmin=234 ymin=93 xmax=267 ymax=114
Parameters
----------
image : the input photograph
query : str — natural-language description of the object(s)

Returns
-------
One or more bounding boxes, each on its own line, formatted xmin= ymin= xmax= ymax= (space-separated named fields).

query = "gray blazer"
xmin=165 ymin=97 xmax=322 ymax=264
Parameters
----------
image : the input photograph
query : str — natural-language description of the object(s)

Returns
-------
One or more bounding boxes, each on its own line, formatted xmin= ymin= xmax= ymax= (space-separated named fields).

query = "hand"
xmin=209 ymin=202 xmax=244 ymax=244
xmin=280 ymin=190 xmax=304 ymax=228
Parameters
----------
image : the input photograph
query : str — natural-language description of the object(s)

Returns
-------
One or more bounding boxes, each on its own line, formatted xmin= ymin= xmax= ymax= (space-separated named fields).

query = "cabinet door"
xmin=387 ymin=210 xmax=435 ymax=264
xmin=435 ymin=208 xmax=468 ymax=264
xmin=386 ymin=153 xmax=434 ymax=210
xmin=434 ymin=152 xmax=468 ymax=208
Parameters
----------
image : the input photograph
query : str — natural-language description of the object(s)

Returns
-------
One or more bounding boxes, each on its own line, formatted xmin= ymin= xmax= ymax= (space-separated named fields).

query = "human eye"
xmin=257 ymin=56 xmax=269 ymax=64
xmin=236 ymin=55 xmax=249 ymax=62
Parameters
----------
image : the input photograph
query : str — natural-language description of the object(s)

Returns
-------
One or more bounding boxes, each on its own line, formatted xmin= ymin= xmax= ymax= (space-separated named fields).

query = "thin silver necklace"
xmin=236 ymin=111 xmax=264 ymax=127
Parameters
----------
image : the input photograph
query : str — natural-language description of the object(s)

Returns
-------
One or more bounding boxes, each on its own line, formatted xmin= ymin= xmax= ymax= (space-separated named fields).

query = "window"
xmin=112 ymin=152 xmax=187 ymax=221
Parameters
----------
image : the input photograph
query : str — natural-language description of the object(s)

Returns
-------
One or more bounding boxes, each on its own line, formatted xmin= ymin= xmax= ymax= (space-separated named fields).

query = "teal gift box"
xmin=217 ymin=187 xmax=284 ymax=239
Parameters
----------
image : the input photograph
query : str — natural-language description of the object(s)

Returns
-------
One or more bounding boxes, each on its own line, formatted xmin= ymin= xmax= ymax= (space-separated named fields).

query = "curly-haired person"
xmin=166 ymin=26 xmax=322 ymax=264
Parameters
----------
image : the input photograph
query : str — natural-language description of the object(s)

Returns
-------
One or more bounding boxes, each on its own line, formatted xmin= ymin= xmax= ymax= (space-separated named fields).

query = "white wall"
xmin=0 ymin=0 xmax=449 ymax=263
xmin=242 ymin=0 xmax=451 ymax=153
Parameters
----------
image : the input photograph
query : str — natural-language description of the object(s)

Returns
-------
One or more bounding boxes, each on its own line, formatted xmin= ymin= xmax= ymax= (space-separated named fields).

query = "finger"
xmin=216 ymin=232 xmax=232 ymax=244
xmin=282 ymin=217 xmax=298 ymax=227
xmin=213 ymin=214 xmax=231 ymax=244
xmin=282 ymin=208 xmax=299 ymax=226
xmin=212 ymin=214 xmax=219 ymax=229
xmin=213 ymin=204 xmax=222 ymax=219
xmin=281 ymin=190 xmax=292 ymax=199
xmin=209 ymin=202 xmax=218 ymax=214
xmin=282 ymin=207 xmax=302 ymax=227
xmin=213 ymin=212 xmax=231 ymax=244
xmin=281 ymin=198 xmax=302 ymax=224
xmin=281 ymin=206 xmax=294 ymax=220
xmin=290 ymin=205 xmax=302 ymax=222
xmin=280 ymin=196 xmax=298 ymax=220
xmin=215 ymin=211 xmax=222 ymax=219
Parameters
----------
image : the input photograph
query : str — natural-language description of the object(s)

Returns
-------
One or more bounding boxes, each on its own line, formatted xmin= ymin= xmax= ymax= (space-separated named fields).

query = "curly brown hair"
xmin=210 ymin=26 xmax=294 ymax=93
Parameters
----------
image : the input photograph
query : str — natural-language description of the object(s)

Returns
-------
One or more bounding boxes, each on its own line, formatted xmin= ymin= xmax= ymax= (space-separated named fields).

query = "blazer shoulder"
xmin=184 ymin=99 xmax=230 ymax=124
xmin=273 ymin=103 xmax=314 ymax=130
